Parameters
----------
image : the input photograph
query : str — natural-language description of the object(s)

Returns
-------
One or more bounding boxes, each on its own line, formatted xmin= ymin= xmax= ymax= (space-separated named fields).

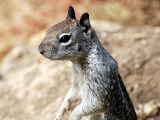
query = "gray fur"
xmin=38 ymin=6 xmax=137 ymax=120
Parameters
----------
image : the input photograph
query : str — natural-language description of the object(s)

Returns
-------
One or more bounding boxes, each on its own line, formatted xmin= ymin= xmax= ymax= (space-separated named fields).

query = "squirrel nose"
xmin=38 ymin=43 xmax=45 ymax=55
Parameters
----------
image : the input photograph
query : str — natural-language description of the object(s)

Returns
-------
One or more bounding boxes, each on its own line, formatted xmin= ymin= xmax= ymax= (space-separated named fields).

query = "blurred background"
xmin=0 ymin=0 xmax=160 ymax=120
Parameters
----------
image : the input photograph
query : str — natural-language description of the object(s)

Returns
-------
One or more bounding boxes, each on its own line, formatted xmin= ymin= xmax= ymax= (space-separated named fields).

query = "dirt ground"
xmin=0 ymin=21 xmax=160 ymax=120
xmin=0 ymin=0 xmax=160 ymax=120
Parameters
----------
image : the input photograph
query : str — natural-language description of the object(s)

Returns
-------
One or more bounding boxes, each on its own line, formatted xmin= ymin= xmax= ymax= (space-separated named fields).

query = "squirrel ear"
xmin=66 ymin=6 xmax=76 ymax=20
xmin=79 ymin=13 xmax=91 ymax=32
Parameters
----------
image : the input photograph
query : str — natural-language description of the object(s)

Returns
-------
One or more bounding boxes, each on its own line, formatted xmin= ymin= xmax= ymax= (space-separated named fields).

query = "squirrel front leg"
xmin=69 ymin=100 xmax=101 ymax=120
xmin=54 ymin=86 xmax=79 ymax=120
xmin=68 ymin=103 xmax=85 ymax=120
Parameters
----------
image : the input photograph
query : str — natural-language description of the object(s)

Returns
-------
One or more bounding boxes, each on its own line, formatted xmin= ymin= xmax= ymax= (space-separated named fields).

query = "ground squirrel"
xmin=38 ymin=6 xmax=137 ymax=120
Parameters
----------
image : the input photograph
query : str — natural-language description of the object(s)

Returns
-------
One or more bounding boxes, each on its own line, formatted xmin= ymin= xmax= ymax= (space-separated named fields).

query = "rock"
xmin=136 ymin=101 xmax=159 ymax=119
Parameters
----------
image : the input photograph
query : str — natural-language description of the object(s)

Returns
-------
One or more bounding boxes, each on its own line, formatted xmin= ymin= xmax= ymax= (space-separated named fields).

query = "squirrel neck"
xmin=72 ymin=39 xmax=106 ymax=71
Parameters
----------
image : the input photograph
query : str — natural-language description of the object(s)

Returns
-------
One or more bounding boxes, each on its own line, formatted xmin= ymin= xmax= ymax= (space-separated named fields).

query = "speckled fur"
xmin=38 ymin=6 xmax=137 ymax=120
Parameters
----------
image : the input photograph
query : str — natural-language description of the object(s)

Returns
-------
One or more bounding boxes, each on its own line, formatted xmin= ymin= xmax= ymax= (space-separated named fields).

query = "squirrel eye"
xmin=59 ymin=34 xmax=71 ymax=43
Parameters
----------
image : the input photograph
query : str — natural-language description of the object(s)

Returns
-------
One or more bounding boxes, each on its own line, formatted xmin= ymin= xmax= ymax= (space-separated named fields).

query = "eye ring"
xmin=59 ymin=33 xmax=71 ymax=43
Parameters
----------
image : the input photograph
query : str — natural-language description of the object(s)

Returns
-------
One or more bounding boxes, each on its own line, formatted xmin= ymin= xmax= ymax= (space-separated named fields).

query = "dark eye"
xmin=59 ymin=35 xmax=71 ymax=43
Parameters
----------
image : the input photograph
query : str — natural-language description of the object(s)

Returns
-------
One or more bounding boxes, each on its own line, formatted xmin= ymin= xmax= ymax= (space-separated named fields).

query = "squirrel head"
xmin=38 ymin=6 xmax=96 ymax=61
